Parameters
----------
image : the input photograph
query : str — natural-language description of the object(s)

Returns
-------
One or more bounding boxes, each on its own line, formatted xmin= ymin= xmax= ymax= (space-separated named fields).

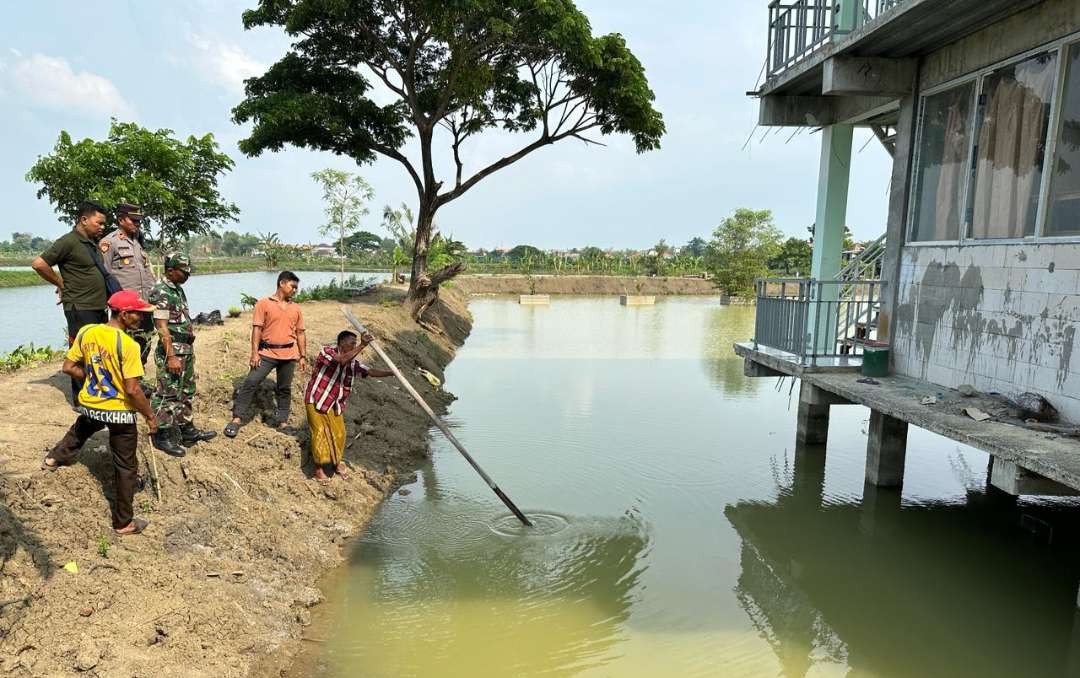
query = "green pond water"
xmin=300 ymin=297 xmax=1080 ymax=677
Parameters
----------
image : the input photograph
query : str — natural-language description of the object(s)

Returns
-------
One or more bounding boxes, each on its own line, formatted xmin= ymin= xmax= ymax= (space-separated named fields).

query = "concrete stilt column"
xmin=865 ymin=410 xmax=908 ymax=487
xmin=859 ymin=483 xmax=902 ymax=536
xmin=796 ymin=383 xmax=832 ymax=445
xmin=792 ymin=441 xmax=827 ymax=509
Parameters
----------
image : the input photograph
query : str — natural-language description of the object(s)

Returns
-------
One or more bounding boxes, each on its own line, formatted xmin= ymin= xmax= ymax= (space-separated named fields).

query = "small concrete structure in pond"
xmin=518 ymin=294 xmax=550 ymax=305
xmin=739 ymin=0 xmax=1080 ymax=608
xmin=620 ymin=295 xmax=655 ymax=306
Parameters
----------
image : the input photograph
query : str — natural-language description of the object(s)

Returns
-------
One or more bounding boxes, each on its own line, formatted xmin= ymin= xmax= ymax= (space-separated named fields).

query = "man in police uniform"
xmin=148 ymin=252 xmax=216 ymax=456
xmin=101 ymin=203 xmax=156 ymax=365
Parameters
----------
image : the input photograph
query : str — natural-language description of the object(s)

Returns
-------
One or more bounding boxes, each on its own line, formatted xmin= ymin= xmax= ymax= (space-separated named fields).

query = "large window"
xmin=909 ymin=38 xmax=1080 ymax=244
xmin=1047 ymin=45 xmax=1080 ymax=236
xmin=910 ymin=83 xmax=975 ymax=242
xmin=968 ymin=51 xmax=1057 ymax=239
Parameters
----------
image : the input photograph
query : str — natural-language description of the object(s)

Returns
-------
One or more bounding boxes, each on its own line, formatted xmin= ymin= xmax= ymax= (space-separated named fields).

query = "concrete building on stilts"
xmin=737 ymin=0 xmax=1080 ymax=603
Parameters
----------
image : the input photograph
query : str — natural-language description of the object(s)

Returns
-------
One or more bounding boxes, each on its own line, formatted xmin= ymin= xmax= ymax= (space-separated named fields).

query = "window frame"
xmin=907 ymin=35 xmax=1080 ymax=247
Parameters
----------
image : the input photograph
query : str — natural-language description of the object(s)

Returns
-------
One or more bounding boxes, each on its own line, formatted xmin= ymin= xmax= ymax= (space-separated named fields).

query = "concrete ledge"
xmin=734 ymin=342 xmax=863 ymax=376
xmin=518 ymin=294 xmax=550 ymax=305
xmin=620 ymin=295 xmax=655 ymax=306
xmin=990 ymin=459 xmax=1080 ymax=497
xmin=809 ymin=372 xmax=1080 ymax=494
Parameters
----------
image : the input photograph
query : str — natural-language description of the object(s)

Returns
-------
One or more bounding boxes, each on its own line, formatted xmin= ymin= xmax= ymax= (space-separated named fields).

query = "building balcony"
xmin=760 ymin=0 xmax=1041 ymax=98
xmin=734 ymin=278 xmax=884 ymax=375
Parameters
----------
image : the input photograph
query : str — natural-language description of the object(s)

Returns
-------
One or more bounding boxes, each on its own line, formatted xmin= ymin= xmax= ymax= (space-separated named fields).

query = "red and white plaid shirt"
xmin=303 ymin=345 xmax=370 ymax=415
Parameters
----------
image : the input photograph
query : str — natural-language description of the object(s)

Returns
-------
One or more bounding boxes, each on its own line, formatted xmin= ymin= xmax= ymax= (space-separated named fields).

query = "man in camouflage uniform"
xmin=148 ymin=253 xmax=216 ymax=457
xmin=100 ymin=203 xmax=156 ymax=365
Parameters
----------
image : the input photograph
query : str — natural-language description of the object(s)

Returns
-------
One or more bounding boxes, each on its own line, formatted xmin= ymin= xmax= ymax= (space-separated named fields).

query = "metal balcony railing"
xmin=766 ymin=0 xmax=911 ymax=80
xmin=752 ymin=278 xmax=885 ymax=364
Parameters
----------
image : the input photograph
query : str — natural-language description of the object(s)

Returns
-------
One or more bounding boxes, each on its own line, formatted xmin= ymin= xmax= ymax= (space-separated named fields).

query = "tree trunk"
xmin=407 ymin=203 xmax=435 ymax=301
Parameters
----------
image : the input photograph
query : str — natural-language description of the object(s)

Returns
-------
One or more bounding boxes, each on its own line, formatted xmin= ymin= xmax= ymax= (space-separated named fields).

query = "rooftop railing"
xmin=766 ymin=0 xmax=910 ymax=81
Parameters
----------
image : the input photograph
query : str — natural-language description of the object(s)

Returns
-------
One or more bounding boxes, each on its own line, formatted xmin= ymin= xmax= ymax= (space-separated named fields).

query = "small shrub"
xmin=0 ymin=344 xmax=63 ymax=373
xmin=227 ymin=307 xmax=242 ymax=318
xmin=97 ymin=535 xmax=110 ymax=559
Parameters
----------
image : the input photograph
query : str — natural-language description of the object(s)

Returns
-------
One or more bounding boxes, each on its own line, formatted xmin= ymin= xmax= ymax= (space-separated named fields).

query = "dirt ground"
xmin=0 ymin=286 xmax=471 ymax=677
xmin=454 ymin=274 xmax=716 ymax=296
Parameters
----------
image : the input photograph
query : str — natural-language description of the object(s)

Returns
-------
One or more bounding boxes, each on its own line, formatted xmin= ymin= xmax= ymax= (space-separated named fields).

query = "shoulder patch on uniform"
xmin=99 ymin=241 xmax=110 ymax=253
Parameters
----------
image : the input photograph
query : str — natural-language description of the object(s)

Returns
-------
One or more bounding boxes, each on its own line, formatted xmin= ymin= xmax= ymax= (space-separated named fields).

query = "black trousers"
xmin=64 ymin=308 xmax=109 ymax=403
xmin=232 ymin=357 xmax=297 ymax=422
xmin=48 ymin=416 xmax=139 ymax=529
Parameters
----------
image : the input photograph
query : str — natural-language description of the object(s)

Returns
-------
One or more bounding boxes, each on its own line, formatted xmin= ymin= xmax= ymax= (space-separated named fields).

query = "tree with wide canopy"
xmin=232 ymin=0 xmax=665 ymax=321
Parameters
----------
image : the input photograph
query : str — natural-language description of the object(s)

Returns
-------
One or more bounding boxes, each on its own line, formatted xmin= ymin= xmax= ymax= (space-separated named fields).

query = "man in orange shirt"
xmin=224 ymin=271 xmax=308 ymax=437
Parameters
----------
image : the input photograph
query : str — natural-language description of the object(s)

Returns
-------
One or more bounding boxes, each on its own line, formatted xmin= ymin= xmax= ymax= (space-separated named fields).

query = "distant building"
xmin=311 ymin=243 xmax=337 ymax=257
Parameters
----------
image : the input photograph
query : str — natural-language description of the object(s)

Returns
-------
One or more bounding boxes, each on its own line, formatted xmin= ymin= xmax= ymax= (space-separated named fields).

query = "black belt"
xmin=259 ymin=341 xmax=295 ymax=350
xmin=172 ymin=333 xmax=195 ymax=344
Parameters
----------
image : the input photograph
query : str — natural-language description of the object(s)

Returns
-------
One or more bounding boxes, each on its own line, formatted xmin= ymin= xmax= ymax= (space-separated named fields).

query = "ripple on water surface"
xmin=488 ymin=511 xmax=570 ymax=538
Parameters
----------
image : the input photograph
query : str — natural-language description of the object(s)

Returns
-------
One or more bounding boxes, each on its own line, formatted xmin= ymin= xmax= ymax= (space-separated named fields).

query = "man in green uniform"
xmin=31 ymin=201 xmax=111 ymax=403
xmin=148 ymin=252 xmax=216 ymax=456
xmin=101 ymin=203 xmax=157 ymax=365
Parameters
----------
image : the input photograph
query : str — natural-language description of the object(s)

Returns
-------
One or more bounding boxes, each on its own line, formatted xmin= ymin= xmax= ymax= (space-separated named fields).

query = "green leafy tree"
xmin=382 ymin=203 xmax=416 ymax=255
xmin=232 ymin=0 xmax=665 ymax=319
xmin=259 ymin=231 xmax=283 ymax=269
xmin=770 ymin=237 xmax=813 ymax=276
xmin=340 ymin=230 xmax=384 ymax=257
xmin=684 ymin=237 xmax=707 ymax=258
xmin=311 ymin=169 xmax=376 ymax=284
xmin=26 ymin=120 xmax=239 ymax=249
xmin=705 ymin=209 xmax=783 ymax=298
xmin=644 ymin=239 xmax=670 ymax=276
xmin=507 ymin=245 xmax=542 ymax=262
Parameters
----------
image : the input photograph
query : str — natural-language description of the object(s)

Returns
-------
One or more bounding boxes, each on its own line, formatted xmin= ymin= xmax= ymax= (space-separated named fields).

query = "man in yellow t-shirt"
xmin=42 ymin=290 xmax=159 ymax=536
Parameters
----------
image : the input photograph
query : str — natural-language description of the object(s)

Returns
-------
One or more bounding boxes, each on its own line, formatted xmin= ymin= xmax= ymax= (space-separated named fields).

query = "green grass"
xmin=291 ymin=275 xmax=381 ymax=303
xmin=0 ymin=270 xmax=44 ymax=288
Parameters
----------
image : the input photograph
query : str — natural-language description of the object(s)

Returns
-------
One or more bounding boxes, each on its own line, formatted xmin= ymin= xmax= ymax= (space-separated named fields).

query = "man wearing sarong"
xmin=303 ymin=330 xmax=391 ymax=484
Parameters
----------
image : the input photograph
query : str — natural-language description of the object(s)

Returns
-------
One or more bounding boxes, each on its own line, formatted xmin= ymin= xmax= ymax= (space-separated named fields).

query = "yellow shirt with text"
xmin=66 ymin=324 xmax=144 ymax=414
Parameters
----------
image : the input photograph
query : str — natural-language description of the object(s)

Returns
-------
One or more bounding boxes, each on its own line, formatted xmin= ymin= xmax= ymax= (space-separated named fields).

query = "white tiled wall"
xmin=892 ymin=244 xmax=1080 ymax=421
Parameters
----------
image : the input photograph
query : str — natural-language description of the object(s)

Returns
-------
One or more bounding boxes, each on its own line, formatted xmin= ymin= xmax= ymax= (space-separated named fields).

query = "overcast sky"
xmin=0 ymin=1 xmax=892 ymax=250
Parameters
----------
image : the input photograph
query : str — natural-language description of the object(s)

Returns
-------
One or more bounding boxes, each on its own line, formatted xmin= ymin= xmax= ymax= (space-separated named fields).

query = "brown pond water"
xmin=298 ymin=297 xmax=1080 ymax=677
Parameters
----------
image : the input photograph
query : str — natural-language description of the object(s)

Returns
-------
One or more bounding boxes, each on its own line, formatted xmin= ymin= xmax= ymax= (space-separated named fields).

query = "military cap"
xmin=164 ymin=252 xmax=192 ymax=273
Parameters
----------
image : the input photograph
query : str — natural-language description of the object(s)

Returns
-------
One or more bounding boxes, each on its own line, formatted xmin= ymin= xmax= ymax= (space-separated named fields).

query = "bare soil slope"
xmin=0 ymin=286 xmax=470 ymax=676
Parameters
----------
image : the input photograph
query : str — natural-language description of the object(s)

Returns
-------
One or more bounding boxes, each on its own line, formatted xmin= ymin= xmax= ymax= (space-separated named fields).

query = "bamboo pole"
xmin=142 ymin=431 xmax=162 ymax=501
xmin=341 ymin=308 xmax=532 ymax=526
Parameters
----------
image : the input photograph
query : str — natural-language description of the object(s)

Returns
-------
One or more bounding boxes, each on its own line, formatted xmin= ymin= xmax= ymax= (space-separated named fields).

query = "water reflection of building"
xmin=725 ymin=444 xmax=1080 ymax=678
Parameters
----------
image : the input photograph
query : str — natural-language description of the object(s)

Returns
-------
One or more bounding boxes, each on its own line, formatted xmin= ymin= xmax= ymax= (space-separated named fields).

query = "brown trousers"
xmin=49 ymin=416 xmax=139 ymax=529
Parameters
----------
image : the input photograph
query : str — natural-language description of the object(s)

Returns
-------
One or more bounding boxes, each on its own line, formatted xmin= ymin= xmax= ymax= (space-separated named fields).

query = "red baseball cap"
xmin=108 ymin=290 xmax=155 ymax=312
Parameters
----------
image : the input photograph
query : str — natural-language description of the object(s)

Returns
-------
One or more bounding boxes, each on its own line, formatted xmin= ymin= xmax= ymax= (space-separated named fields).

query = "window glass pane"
xmin=968 ymin=51 xmax=1057 ymax=239
xmin=1047 ymin=44 xmax=1080 ymax=236
xmin=910 ymin=83 xmax=974 ymax=242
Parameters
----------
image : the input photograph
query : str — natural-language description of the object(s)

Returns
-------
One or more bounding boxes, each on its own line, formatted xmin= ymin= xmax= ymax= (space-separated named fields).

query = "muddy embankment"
xmin=455 ymin=274 xmax=716 ymax=296
xmin=0 ymin=286 xmax=470 ymax=677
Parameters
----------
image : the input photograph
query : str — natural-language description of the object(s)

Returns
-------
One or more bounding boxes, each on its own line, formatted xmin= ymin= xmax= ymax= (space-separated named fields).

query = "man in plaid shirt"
xmin=304 ymin=329 xmax=392 ymax=484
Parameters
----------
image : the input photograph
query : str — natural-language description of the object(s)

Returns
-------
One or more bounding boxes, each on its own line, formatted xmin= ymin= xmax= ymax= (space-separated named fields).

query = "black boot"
xmin=152 ymin=429 xmax=186 ymax=457
xmin=180 ymin=424 xmax=217 ymax=446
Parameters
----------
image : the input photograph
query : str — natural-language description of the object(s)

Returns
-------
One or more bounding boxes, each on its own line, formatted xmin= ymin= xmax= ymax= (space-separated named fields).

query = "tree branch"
xmin=371 ymin=144 xmax=424 ymax=199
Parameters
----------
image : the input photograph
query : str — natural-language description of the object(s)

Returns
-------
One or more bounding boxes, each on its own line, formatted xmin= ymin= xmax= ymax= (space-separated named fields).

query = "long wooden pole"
xmin=142 ymin=431 xmax=162 ymax=501
xmin=341 ymin=308 xmax=533 ymax=526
